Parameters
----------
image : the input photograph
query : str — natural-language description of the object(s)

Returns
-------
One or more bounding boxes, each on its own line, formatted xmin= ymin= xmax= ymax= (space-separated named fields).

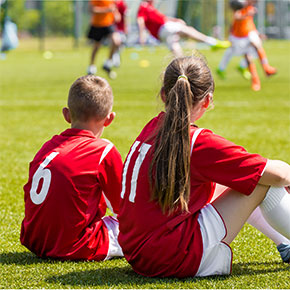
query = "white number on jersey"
xmin=30 ymin=152 xmax=59 ymax=205
xmin=121 ymin=142 xmax=151 ymax=203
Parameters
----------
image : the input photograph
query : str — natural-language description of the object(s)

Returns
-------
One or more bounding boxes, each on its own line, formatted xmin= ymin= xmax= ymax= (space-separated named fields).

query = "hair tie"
xmin=177 ymin=74 xmax=188 ymax=81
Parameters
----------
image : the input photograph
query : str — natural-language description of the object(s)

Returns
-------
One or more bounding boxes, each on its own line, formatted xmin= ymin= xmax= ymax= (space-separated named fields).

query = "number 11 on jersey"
xmin=121 ymin=142 xmax=151 ymax=203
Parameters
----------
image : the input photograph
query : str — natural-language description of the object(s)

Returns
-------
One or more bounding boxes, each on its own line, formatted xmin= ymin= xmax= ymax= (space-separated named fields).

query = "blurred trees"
xmin=5 ymin=0 xmax=73 ymax=36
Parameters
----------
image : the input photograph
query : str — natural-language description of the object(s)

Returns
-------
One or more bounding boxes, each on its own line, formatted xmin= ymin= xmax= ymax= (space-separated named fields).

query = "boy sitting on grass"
xmin=20 ymin=75 xmax=123 ymax=261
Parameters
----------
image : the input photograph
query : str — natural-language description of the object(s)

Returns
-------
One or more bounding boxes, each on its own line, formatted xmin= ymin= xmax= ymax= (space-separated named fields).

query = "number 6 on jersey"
xmin=30 ymin=152 xmax=59 ymax=205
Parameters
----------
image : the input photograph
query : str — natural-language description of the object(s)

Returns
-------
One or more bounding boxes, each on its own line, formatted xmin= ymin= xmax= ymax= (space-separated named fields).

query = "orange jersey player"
xmin=217 ymin=0 xmax=276 ymax=91
xmin=87 ymin=0 xmax=121 ymax=79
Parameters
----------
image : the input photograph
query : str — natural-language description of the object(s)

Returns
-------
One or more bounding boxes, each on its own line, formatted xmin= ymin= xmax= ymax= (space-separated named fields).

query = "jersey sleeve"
xmin=98 ymin=144 xmax=123 ymax=214
xmin=137 ymin=4 xmax=147 ymax=20
xmin=191 ymin=130 xmax=267 ymax=195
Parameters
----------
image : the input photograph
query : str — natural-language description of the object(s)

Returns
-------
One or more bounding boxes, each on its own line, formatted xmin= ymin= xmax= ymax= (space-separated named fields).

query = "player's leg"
xmin=112 ymin=32 xmax=126 ymax=68
xmin=248 ymin=206 xmax=290 ymax=264
xmin=248 ymin=206 xmax=290 ymax=246
xmin=237 ymin=57 xmax=251 ymax=80
xmin=248 ymin=31 xmax=277 ymax=76
xmin=245 ymin=53 xmax=261 ymax=91
xmin=88 ymin=41 xmax=101 ymax=75
xmin=177 ymin=24 xmax=230 ymax=49
xmin=158 ymin=22 xmax=183 ymax=57
xmin=216 ymin=47 xmax=234 ymax=79
xmin=213 ymin=184 xmax=290 ymax=245
xmin=259 ymin=186 xmax=290 ymax=240
xmin=213 ymin=184 xmax=290 ymax=263
xmin=103 ymin=31 xmax=121 ymax=79
xmin=197 ymin=184 xmax=270 ymax=277
xmin=212 ymin=184 xmax=269 ymax=244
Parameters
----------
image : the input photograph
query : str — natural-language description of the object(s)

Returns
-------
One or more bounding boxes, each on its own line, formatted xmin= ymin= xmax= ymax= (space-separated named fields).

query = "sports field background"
xmin=0 ymin=38 xmax=289 ymax=288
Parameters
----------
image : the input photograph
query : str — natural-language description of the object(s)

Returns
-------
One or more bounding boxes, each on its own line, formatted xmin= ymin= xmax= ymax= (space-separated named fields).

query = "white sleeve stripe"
xmin=261 ymin=159 xmax=269 ymax=176
xmin=190 ymin=128 xmax=204 ymax=155
xmin=99 ymin=143 xmax=114 ymax=165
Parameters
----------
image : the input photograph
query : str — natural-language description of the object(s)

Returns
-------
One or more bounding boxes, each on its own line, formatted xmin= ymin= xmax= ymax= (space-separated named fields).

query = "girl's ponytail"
xmin=150 ymin=56 xmax=214 ymax=214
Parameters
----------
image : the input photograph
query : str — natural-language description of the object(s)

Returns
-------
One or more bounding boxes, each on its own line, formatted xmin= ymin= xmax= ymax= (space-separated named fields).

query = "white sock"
xmin=112 ymin=51 xmax=121 ymax=67
xmin=218 ymin=47 xmax=234 ymax=71
xmin=248 ymin=206 xmax=290 ymax=245
xmin=260 ymin=187 xmax=290 ymax=240
xmin=205 ymin=37 xmax=217 ymax=46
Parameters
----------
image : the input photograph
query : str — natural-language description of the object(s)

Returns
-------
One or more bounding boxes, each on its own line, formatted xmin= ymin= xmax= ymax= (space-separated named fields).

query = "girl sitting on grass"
xmin=118 ymin=54 xmax=290 ymax=277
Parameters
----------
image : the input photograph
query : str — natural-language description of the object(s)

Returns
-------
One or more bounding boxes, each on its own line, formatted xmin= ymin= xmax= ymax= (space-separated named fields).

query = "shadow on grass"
xmin=0 ymin=251 xmax=51 ymax=265
xmin=1 ymin=252 xmax=288 ymax=288
xmin=45 ymin=261 xmax=289 ymax=288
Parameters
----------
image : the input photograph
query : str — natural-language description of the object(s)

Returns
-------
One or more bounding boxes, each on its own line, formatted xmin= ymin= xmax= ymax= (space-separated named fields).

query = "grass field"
xmin=0 ymin=37 xmax=289 ymax=288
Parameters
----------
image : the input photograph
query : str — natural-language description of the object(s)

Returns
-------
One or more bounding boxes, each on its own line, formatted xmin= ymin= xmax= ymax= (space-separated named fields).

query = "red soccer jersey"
xmin=118 ymin=112 xmax=267 ymax=278
xmin=137 ymin=2 xmax=167 ymax=39
xmin=116 ymin=0 xmax=127 ymax=32
xmin=20 ymin=128 xmax=123 ymax=261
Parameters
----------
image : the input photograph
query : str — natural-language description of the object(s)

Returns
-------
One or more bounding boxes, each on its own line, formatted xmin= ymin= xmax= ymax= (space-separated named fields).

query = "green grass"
xmin=0 ymin=38 xmax=290 ymax=288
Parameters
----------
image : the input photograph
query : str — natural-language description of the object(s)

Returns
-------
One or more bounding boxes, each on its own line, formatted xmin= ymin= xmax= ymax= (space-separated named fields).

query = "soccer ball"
xmin=229 ymin=0 xmax=247 ymax=11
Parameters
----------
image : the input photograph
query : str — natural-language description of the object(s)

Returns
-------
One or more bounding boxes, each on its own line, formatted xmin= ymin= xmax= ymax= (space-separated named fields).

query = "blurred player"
xmin=112 ymin=0 xmax=128 ymax=68
xmin=217 ymin=0 xmax=277 ymax=91
xmin=137 ymin=0 xmax=231 ymax=57
xmin=20 ymin=75 xmax=123 ymax=261
xmin=87 ymin=0 xmax=121 ymax=79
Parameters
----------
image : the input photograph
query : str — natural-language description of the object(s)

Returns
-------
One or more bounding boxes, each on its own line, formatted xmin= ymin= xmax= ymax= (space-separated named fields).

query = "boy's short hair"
xmin=68 ymin=75 xmax=113 ymax=122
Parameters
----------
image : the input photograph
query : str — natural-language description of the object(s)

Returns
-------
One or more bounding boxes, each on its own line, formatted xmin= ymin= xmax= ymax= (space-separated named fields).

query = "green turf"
xmin=0 ymin=38 xmax=289 ymax=288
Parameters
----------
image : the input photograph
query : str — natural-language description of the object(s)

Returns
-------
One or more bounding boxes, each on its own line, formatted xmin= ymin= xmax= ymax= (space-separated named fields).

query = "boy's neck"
xmin=71 ymin=121 xmax=104 ymax=139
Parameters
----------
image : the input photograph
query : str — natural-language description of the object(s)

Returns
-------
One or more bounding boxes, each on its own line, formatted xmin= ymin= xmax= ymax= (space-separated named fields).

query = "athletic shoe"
xmin=251 ymin=77 xmax=261 ymax=91
xmin=264 ymin=65 xmax=277 ymax=77
xmin=102 ymin=64 xmax=117 ymax=80
xmin=212 ymin=40 xmax=231 ymax=50
xmin=277 ymin=243 xmax=290 ymax=263
xmin=237 ymin=66 xmax=251 ymax=80
xmin=87 ymin=65 xmax=97 ymax=75
xmin=216 ymin=68 xmax=226 ymax=80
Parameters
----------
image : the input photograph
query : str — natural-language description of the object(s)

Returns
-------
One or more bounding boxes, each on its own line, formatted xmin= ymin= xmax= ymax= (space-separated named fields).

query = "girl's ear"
xmin=62 ymin=107 xmax=72 ymax=124
xmin=104 ymin=112 xmax=116 ymax=127
xmin=160 ymin=87 xmax=166 ymax=103
xmin=203 ymin=93 xmax=212 ymax=109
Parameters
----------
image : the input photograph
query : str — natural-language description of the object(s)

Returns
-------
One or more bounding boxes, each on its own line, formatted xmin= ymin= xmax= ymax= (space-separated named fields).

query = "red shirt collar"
xmin=60 ymin=128 xmax=96 ymax=139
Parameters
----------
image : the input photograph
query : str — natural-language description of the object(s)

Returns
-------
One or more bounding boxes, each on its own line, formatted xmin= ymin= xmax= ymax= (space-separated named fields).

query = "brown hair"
xmin=150 ymin=55 xmax=214 ymax=214
xmin=68 ymin=75 xmax=113 ymax=122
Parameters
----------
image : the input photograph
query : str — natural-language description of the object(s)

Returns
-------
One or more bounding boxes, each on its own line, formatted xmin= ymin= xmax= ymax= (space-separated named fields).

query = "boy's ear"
xmin=62 ymin=107 xmax=72 ymax=124
xmin=103 ymin=112 xmax=115 ymax=127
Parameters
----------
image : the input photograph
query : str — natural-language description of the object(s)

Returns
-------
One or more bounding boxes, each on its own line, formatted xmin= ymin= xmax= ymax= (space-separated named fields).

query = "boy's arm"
xmin=98 ymin=145 xmax=123 ymax=215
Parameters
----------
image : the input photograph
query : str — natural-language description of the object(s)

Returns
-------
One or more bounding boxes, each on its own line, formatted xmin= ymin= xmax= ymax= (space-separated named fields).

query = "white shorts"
xmin=102 ymin=216 xmax=123 ymax=260
xmin=158 ymin=21 xmax=182 ymax=50
xmin=195 ymin=204 xmax=232 ymax=277
xmin=229 ymin=31 xmax=260 ymax=56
